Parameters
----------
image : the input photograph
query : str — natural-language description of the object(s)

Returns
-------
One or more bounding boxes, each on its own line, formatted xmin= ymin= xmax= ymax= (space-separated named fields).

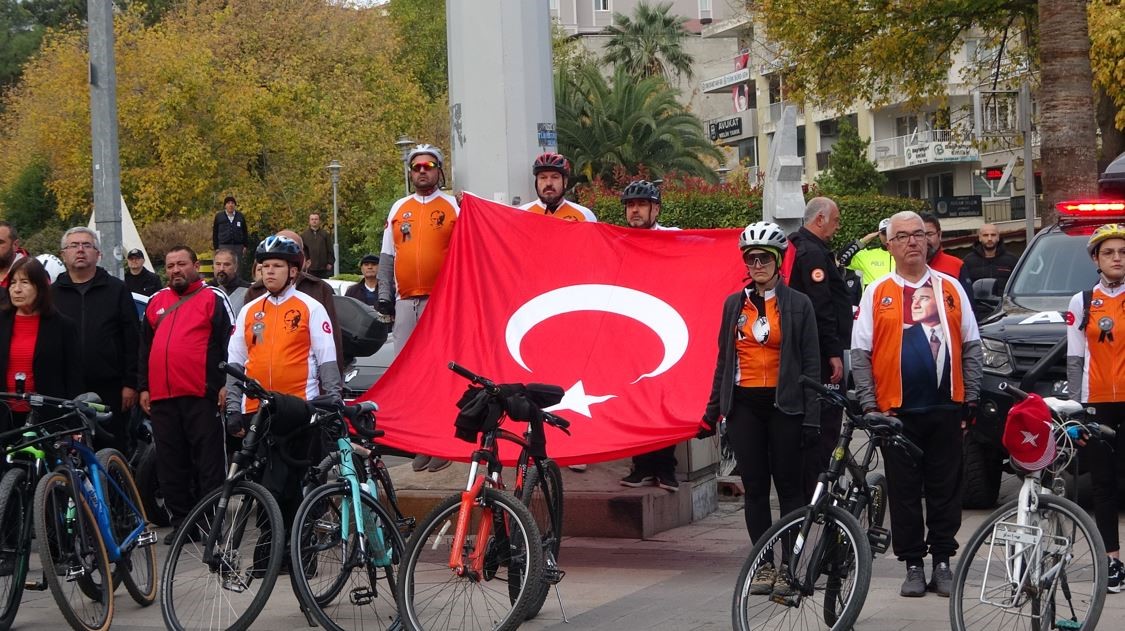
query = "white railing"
xmin=869 ymin=129 xmax=978 ymax=171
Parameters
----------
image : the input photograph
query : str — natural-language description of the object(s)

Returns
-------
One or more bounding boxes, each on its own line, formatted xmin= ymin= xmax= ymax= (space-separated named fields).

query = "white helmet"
xmin=739 ymin=221 xmax=789 ymax=253
xmin=878 ymin=218 xmax=892 ymax=234
xmin=406 ymin=144 xmax=444 ymax=169
xmin=35 ymin=253 xmax=66 ymax=283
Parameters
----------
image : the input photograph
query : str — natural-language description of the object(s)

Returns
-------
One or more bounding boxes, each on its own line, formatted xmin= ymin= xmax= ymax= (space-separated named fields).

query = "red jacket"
xmin=929 ymin=249 xmax=964 ymax=279
xmin=140 ymin=279 xmax=233 ymax=402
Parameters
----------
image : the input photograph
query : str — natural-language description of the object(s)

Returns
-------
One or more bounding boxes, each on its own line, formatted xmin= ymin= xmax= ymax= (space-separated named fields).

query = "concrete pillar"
xmin=446 ymin=1 xmax=555 ymax=206
xmin=88 ymin=0 xmax=124 ymax=277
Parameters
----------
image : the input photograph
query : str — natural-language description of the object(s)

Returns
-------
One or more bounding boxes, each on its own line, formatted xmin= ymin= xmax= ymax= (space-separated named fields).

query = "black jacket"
xmin=50 ymin=267 xmax=140 ymax=390
xmin=962 ymin=241 xmax=1018 ymax=294
xmin=124 ymin=268 xmax=162 ymax=297
xmin=0 ymin=310 xmax=84 ymax=400
xmin=212 ymin=210 xmax=249 ymax=249
xmin=703 ymin=283 xmax=821 ymax=427
xmin=344 ymin=281 xmax=379 ymax=307
xmin=787 ymin=227 xmax=854 ymax=359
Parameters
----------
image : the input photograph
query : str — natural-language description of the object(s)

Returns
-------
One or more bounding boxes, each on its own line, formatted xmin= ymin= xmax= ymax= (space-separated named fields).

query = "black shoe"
xmin=1108 ymin=557 xmax=1124 ymax=593
xmin=655 ymin=472 xmax=680 ymax=492
xmin=901 ymin=565 xmax=927 ymax=597
xmin=619 ymin=471 xmax=654 ymax=487
xmin=928 ymin=561 xmax=952 ymax=597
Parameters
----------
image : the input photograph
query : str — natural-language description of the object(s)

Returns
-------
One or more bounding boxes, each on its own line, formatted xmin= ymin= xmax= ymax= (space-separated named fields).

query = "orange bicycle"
xmin=395 ymin=362 xmax=569 ymax=631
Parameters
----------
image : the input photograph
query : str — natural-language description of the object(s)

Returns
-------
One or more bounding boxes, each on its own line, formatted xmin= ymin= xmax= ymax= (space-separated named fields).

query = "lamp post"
xmin=395 ymin=134 xmax=415 ymax=195
xmin=326 ymin=159 xmax=342 ymax=278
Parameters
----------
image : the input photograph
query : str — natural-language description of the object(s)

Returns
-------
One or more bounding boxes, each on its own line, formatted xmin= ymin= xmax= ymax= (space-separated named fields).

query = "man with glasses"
xmin=786 ymin=197 xmax=854 ymax=498
xmin=51 ymin=227 xmax=141 ymax=453
xmin=377 ymin=143 xmax=459 ymax=473
xmin=851 ymin=211 xmax=982 ymax=598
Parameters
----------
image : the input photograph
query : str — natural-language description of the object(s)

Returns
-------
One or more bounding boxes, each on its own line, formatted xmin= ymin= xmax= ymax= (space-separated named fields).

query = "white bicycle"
xmin=950 ymin=382 xmax=1111 ymax=630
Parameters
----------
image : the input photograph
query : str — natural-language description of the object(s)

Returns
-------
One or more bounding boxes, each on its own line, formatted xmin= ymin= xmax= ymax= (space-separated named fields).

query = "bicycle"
xmin=1 ymin=380 xmax=158 ymax=631
xmin=160 ymin=361 xmax=334 ymax=631
xmin=731 ymin=374 xmax=922 ymax=631
xmin=395 ymin=362 xmax=570 ymax=631
xmin=289 ymin=398 xmax=414 ymax=631
xmin=950 ymin=382 xmax=1110 ymax=630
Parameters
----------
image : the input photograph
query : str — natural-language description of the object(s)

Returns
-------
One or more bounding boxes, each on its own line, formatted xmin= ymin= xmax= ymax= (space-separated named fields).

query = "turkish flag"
xmin=362 ymin=194 xmax=745 ymax=465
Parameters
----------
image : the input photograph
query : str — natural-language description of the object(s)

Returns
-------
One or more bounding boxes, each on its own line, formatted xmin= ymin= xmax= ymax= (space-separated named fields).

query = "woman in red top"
xmin=0 ymin=257 xmax=82 ymax=429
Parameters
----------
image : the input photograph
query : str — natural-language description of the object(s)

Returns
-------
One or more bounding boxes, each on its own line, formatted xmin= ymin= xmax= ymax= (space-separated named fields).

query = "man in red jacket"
xmin=139 ymin=245 xmax=234 ymax=542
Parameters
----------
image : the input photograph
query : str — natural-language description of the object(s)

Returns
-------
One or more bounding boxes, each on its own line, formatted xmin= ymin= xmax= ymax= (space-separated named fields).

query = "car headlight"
xmin=981 ymin=337 xmax=1012 ymax=375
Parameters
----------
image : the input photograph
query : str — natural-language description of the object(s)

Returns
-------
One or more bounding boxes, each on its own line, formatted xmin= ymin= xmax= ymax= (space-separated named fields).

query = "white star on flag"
xmin=1020 ymin=430 xmax=1039 ymax=446
xmin=545 ymin=380 xmax=616 ymax=418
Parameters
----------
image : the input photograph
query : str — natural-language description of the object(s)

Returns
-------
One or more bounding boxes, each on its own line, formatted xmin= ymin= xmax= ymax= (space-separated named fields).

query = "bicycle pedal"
xmin=24 ymin=578 xmax=47 ymax=591
xmin=64 ymin=565 xmax=85 ymax=581
xmin=138 ymin=530 xmax=158 ymax=547
xmin=397 ymin=517 xmax=416 ymax=535
xmin=1056 ymin=619 xmax=1082 ymax=630
xmin=349 ymin=586 xmax=375 ymax=606
xmin=868 ymin=526 xmax=891 ymax=555
xmin=769 ymin=592 xmax=800 ymax=608
xmin=543 ymin=567 xmax=565 ymax=585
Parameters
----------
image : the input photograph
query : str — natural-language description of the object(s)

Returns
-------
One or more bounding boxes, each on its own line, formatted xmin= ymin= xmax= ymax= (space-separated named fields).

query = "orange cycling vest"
xmin=381 ymin=191 xmax=459 ymax=299
xmin=519 ymin=199 xmax=597 ymax=222
xmin=735 ymin=293 xmax=782 ymax=388
xmin=1074 ymin=288 xmax=1125 ymax=403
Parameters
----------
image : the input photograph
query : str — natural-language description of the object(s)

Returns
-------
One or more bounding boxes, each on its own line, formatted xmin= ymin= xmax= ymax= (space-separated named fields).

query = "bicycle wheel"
xmin=950 ymin=494 xmax=1107 ymax=631
xmin=34 ymin=470 xmax=114 ymax=631
xmin=160 ymin=481 xmax=284 ymax=631
xmin=96 ymin=448 xmax=157 ymax=606
xmin=732 ymin=503 xmax=871 ymax=631
xmin=290 ymin=481 xmax=406 ymax=631
xmin=0 ymin=468 xmax=32 ymax=629
xmin=397 ymin=487 xmax=544 ymax=631
xmin=516 ymin=458 xmax=563 ymax=620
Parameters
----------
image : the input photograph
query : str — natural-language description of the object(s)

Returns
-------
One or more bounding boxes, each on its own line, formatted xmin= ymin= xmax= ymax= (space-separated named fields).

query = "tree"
xmin=386 ymin=0 xmax=447 ymax=102
xmin=814 ymin=119 xmax=885 ymax=196
xmin=1089 ymin=0 xmax=1125 ymax=167
xmin=0 ymin=0 xmax=45 ymax=91
xmin=556 ymin=64 xmax=723 ymax=184
xmin=601 ymin=0 xmax=694 ymax=82
xmin=754 ymin=0 xmax=1116 ymax=223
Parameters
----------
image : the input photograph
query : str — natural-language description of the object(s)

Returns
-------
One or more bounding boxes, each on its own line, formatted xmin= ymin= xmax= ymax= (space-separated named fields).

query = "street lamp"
xmin=326 ymin=159 xmax=342 ymax=277
xmin=395 ymin=134 xmax=415 ymax=195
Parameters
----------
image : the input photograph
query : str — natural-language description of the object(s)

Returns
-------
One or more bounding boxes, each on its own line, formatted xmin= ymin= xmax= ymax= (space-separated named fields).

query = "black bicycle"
xmin=732 ymin=375 xmax=922 ymax=631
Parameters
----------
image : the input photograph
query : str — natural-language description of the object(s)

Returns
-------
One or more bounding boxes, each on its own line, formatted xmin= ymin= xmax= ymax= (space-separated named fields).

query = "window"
xmin=550 ymin=0 xmax=559 ymax=11
xmin=699 ymin=0 xmax=713 ymax=19
xmin=895 ymin=115 xmax=919 ymax=137
xmin=767 ymin=73 xmax=785 ymax=104
xmin=926 ymin=172 xmax=954 ymax=200
xmin=897 ymin=178 xmax=922 ymax=199
xmin=594 ymin=0 xmax=610 ymax=11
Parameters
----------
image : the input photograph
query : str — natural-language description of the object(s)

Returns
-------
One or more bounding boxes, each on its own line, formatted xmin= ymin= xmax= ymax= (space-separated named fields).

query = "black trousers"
xmin=1083 ymin=402 xmax=1125 ymax=553
xmin=726 ymin=387 xmax=805 ymax=544
xmin=151 ymin=397 xmax=226 ymax=527
xmin=85 ymin=379 xmax=129 ymax=454
xmin=882 ymin=407 xmax=963 ymax=564
xmin=803 ymin=357 xmax=842 ymax=500
xmin=632 ymin=445 xmax=677 ymax=477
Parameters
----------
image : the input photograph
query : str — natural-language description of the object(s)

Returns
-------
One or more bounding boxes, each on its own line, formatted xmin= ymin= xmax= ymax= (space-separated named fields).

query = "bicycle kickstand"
xmin=553 ymin=584 xmax=570 ymax=624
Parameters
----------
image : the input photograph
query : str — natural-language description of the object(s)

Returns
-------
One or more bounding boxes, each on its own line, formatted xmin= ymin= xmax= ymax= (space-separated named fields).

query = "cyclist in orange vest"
xmin=519 ymin=153 xmax=596 ymax=222
xmin=1065 ymin=222 xmax=1125 ymax=592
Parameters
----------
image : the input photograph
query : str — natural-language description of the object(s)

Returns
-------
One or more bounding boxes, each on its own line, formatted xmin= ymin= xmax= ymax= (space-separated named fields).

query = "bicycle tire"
xmin=160 ymin=481 xmax=284 ymax=631
xmin=732 ymin=503 xmax=871 ymax=631
xmin=397 ymin=487 xmax=544 ymax=631
xmin=132 ymin=441 xmax=171 ymax=527
xmin=290 ymin=481 xmax=406 ymax=631
xmin=34 ymin=470 xmax=114 ymax=631
xmin=0 ymin=468 xmax=32 ymax=630
xmin=96 ymin=448 xmax=157 ymax=606
xmin=950 ymin=493 xmax=1107 ymax=631
xmin=516 ymin=458 xmax=563 ymax=620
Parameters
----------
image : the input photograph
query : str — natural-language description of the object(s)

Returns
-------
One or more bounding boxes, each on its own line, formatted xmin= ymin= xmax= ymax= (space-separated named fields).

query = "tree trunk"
xmin=1096 ymin=85 xmax=1125 ymax=175
xmin=1037 ymin=0 xmax=1100 ymax=225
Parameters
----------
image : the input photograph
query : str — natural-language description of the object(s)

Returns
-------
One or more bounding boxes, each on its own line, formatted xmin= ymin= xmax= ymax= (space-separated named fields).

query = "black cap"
xmin=126 ymin=248 xmax=144 ymax=259
xmin=223 ymin=195 xmax=237 ymax=205
xmin=361 ymin=254 xmax=380 ymax=265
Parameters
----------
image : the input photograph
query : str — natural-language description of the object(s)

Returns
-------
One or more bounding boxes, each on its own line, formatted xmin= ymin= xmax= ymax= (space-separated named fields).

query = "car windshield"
xmin=1007 ymin=230 xmax=1099 ymax=311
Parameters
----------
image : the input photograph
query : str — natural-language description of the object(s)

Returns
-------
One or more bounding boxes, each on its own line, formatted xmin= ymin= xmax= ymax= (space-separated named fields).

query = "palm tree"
xmin=556 ymin=65 xmax=723 ymax=184
xmin=601 ymin=1 xmax=694 ymax=82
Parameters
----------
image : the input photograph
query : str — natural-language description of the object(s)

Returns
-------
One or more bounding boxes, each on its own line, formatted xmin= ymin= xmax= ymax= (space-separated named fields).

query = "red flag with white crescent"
xmin=361 ymin=194 xmax=745 ymax=464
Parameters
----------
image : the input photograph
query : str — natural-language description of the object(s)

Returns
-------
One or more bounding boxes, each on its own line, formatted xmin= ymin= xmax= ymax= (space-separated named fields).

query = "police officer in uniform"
xmin=786 ymin=197 xmax=854 ymax=498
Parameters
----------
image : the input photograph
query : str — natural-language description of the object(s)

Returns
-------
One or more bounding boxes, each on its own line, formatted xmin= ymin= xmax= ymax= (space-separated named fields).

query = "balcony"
xmin=869 ymin=130 xmax=979 ymax=172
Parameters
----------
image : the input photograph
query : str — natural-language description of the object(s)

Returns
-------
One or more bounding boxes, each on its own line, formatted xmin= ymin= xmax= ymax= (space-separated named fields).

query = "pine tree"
xmin=815 ymin=119 xmax=885 ymax=196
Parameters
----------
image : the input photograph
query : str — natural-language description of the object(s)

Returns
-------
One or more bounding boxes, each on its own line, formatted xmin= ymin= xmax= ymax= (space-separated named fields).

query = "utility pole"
xmin=88 ymin=0 xmax=124 ymax=277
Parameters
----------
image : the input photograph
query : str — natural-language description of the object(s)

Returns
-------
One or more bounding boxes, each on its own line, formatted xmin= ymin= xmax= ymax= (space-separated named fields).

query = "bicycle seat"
xmin=1042 ymin=397 xmax=1083 ymax=417
xmin=862 ymin=412 xmax=902 ymax=434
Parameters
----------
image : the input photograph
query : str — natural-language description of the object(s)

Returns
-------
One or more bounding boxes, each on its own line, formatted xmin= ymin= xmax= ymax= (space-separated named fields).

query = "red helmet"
xmin=532 ymin=153 xmax=570 ymax=178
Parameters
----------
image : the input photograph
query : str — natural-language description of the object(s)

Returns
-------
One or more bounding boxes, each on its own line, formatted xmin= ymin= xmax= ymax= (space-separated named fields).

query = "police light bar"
xmin=1056 ymin=199 xmax=1125 ymax=216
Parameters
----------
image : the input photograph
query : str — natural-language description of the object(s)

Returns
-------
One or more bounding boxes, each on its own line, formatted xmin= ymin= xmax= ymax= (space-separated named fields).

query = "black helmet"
xmin=621 ymin=180 xmax=660 ymax=205
xmin=255 ymin=235 xmax=302 ymax=266
xmin=532 ymin=152 xmax=570 ymax=178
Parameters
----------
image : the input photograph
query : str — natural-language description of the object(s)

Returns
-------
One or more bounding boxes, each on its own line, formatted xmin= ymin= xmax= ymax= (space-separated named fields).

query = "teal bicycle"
xmin=289 ymin=400 xmax=411 ymax=631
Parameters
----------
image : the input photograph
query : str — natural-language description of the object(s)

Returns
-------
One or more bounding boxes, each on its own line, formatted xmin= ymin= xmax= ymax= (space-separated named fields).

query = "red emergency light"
xmin=983 ymin=168 xmax=1004 ymax=181
xmin=1056 ymin=199 xmax=1125 ymax=216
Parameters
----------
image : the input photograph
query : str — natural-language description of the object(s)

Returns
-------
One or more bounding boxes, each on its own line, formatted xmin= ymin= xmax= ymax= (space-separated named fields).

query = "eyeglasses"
xmin=743 ymin=254 xmax=775 ymax=267
xmin=63 ymin=243 xmax=97 ymax=251
xmin=411 ymin=161 xmax=438 ymax=173
xmin=889 ymin=231 xmax=927 ymax=244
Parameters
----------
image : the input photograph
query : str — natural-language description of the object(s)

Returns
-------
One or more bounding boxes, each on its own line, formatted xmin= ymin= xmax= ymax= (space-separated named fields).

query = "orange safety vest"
xmin=735 ymin=294 xmax=783 ymax=387
xmin=1083 ymin=289 xmax=1125 ymax=403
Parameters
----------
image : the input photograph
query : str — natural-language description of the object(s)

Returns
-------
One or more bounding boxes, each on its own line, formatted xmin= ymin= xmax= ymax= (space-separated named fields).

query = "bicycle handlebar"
xmin=447 ymin=362 xmax=571 ymax=432
xmin=343 ymin=402 xmax=385 ymax=440
xmin=998 ymin=381 xmax=1029 ymax=400
xmin=1 ymin=391 xmax=113 ymax=439
xmin=220 ymin=361 xmax=269 ymax=400
xmin=798 ymin=376 xmax=925 ymax=460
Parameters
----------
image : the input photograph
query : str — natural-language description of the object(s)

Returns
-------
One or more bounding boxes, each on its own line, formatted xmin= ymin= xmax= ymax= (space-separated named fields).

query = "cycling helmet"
xmin=621 ymin=180 xmax=661 ymax=204
xmin=1087 ymin=223 xmax=1125 ymax=257
xmin=255 ymin=235 xmax=303 ymax=265
xmin=406 ymin=144 xmax=444 ymax=169
xmin=35 ymin=253 xmax=65 ymax=283
xmin=739 ymin=221 xmax=788 ymax=253
xmin=532 ymin=152 xmax=570 ymax=178
xmin=878 ymin=218 xmax=892 ymax=234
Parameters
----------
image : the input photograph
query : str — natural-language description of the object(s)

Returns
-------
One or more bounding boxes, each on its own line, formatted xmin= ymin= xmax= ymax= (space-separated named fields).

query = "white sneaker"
xmin=568 ymin=464 xmax=588 ymax=472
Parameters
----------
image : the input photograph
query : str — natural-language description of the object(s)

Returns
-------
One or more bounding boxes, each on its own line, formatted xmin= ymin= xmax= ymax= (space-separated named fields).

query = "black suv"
xmin=962 ymin=153 xmax=1125 ymax=508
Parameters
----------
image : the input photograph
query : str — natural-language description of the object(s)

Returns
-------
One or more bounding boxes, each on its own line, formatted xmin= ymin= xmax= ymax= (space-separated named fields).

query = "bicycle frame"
xmin=330 ymin=435 xmax=392 ymax=567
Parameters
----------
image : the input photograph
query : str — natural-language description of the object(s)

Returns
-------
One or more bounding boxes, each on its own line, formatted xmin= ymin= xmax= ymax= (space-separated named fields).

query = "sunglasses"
xmin=743 ymin=253 xmax=775 ymax=267
xmin=411 ymin=161 xmax=438 ymax=173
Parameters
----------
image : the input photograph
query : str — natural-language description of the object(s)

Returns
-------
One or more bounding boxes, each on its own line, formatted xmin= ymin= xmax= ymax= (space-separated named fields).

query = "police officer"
xmin=786 ymin=197 xmax=853 ymax=497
